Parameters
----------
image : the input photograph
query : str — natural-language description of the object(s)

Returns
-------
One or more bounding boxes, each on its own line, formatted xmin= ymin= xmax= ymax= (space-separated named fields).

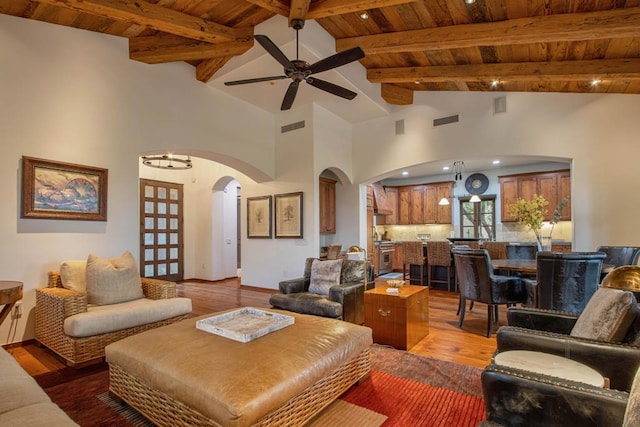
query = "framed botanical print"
xmin=274 ymin=192 xmax=303 ymax=238
xmin=247 ymin=195 xmax=272 ymax=238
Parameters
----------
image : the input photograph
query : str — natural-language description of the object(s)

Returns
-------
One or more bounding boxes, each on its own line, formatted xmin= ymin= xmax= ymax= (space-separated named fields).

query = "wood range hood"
xmin=372 ymin=183 xmax=392 ymax=216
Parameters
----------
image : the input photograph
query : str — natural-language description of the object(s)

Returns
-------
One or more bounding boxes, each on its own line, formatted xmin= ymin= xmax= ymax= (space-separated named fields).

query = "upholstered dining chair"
xmin=524 ymin=251 xmax=606 ymax=312
xmin=326 ymin=244 xmax=342 ymax=260
xmin=402 ymin=241 xmax=425 ymax=286
xmin=427 ymin=241 xmax=454 ymax=291
xmin=505 ymin=243 xmax=538 ymax=260
xmin=453 ymin=249 xmax=526 ymax=337
xmin=596 ymin=246 xmax=640 ymax=267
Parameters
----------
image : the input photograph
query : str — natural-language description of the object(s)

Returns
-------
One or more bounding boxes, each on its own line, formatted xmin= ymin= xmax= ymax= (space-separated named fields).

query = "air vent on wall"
xmin=493 ymin=96 xmax=507 ymax=114
xmin=433 ymin=114 xmax=459 ymax=127
xmin=395 ymin=119 xmax=405 ymax=135
xmin=281 ymin=120 xmax=305 ymax=133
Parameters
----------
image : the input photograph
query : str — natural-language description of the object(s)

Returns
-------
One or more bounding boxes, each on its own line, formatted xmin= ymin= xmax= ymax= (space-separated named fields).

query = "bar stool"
xmin=483 ymin=241 xmax=509 ymax=261
xmin=402 ymin=241 xmax=426 ymax=285
xmin=427 ymin=241 xmax=454 ymax=291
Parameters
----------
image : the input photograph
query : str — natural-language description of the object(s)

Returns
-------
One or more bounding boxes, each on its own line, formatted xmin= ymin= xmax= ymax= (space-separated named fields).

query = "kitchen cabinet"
xmin=384 ymin=187 xmax=398 ymax=225
xmin=499 ymin=170 xmax=571 ymax=222
xmin=319 ymin=177 xmax=336 ymax=234
xmin=392 ymin=242 xmax=404 ymax=271
xmin=394 ymin=182 xmax=453 ymax=225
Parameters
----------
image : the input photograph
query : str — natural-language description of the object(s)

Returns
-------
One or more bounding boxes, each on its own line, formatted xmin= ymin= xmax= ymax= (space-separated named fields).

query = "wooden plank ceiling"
xmin=2 ymin=0 xmax=640 ymax=106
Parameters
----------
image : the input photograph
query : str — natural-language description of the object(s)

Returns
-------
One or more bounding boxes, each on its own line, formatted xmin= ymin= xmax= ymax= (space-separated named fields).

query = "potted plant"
xmin=507 ymin=195 xmax=568 ymax=251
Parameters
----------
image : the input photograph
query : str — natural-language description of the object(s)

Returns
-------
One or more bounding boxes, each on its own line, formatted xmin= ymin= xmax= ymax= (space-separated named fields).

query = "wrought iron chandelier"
xmin=141 ymin=154 xmax=192 ymax=170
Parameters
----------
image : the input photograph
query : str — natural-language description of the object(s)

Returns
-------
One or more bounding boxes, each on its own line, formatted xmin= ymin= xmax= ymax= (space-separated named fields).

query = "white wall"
xmin=0 ymin=15 xmax=274 ymax=344
xmin=353 ymin=92 xmax=640 ymax=251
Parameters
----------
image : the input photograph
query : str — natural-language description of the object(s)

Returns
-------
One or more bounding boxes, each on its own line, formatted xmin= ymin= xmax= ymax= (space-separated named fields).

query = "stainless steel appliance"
xmin=376 ymin=240 xmax=395 ymax=275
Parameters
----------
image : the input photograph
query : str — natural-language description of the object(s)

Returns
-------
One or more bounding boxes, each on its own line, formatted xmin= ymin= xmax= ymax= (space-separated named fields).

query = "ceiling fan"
xmin=224 ymin=19 xmax=365 ymax=111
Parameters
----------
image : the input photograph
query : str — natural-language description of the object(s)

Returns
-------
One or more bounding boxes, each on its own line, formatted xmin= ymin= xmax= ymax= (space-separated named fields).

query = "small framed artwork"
xmin=274 ymin=192 xmax=303 ymax=238
xmin=247 ymin=195 xmax=272 ymax=238
xmin=21 ymin=156 xmax=108 ymax=221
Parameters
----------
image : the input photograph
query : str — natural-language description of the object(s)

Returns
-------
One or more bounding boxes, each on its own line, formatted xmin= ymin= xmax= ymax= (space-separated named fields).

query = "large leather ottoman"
xmin=105 ymin=309 xmax=372 ymax=427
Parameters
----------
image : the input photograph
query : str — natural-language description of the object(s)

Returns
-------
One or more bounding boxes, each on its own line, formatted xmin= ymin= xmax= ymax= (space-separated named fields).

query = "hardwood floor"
xmin=8 ymin=277 xmax=506 ymax=374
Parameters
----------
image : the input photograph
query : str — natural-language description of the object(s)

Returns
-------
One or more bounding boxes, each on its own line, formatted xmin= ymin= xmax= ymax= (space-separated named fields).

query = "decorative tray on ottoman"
xmin=196 ymin=307 xmax=295 ymax=343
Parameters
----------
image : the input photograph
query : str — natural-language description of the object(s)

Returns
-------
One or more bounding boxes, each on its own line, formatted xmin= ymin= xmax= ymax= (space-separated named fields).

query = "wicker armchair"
xmin=35 ymin=272 xmax=190 ymax=366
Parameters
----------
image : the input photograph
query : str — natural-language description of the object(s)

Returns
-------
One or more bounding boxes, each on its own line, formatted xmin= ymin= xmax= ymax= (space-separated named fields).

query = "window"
xmin=459 ymin=196 xmax=496 ymax=240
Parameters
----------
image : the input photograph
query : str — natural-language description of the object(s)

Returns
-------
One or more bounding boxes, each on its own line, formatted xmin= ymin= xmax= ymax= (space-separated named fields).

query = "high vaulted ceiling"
xmin=3 ymin=0 xmax=640 ymax=112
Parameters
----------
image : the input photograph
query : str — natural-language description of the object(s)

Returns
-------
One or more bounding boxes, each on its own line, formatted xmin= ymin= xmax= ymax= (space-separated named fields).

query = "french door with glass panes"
xmin=459 ymin=196 xmax=496 ymax=240
xmin=140 ymin=179 xmax=184 ymax=282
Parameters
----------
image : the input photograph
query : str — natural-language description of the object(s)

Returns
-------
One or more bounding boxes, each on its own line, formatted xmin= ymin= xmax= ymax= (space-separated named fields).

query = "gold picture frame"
xmin=247 ymin=195 xmax=272 ymax=238
xmin=274 ymin=192 xmax=303 ymax=238
xmin=21 ymin=156 xmax=108 ymax=221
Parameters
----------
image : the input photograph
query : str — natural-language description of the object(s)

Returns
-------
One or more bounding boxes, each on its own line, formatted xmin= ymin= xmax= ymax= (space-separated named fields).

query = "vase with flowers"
xmin=507 ymin=195 xmax=568 ymax=251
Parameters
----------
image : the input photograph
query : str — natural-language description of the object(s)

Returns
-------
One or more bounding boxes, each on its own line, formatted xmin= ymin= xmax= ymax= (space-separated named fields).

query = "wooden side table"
xmin=0 ymin=281 xmax=23 ymax=326
xmin=364 ymin=285 xmax=429 ymax=350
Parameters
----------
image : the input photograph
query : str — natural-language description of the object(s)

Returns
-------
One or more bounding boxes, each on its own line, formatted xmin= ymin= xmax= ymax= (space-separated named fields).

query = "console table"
xmin=364 ymin=285 xmax=429 ymax=350
xmin=0 ymin=281 xmax=23 ymax=326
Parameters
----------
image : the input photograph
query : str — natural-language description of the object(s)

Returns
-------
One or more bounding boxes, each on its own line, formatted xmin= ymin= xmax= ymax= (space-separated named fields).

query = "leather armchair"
xmin=269 ymin=258 xmax=374 ymax=325
xmin=497 ymin=305 xmax=640 ymax=392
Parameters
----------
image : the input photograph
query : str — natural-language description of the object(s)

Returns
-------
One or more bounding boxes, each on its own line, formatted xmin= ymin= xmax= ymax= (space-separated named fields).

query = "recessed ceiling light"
xmin=591 ymin=79 xmax=601 ymax=86
xmin=491 ymin=80 xmax=500 ymax=87
xmin=443 ymin=166 xmax=450 ymax=171
xmin=492 ymin=160 xmax=501 ymax=165
xmin=465 ymin=0 xmax=476 ymax=4
xmin=414 ymin=81 xmax=420 ymax=84
xmin=360 ymin=12 xmax=369 ymax=19
xmin=402 ymin=171 xmax=409 ymax=176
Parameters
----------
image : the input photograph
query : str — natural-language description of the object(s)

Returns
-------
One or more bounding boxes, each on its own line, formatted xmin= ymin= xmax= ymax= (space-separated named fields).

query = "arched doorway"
xmin=210 ymin=177 xmax=240 ymax=280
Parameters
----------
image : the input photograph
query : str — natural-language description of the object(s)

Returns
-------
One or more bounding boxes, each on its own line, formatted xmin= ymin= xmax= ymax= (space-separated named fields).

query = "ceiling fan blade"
xmin=306 ymin=77 xmax=358 ymax=100
xmin=307 ymin=47 xmax=365 ymax=75
xmin=224 ymin=75 xmax=287 ymax=86
xmin=255 ymin=34 xmax=295 ymax=71
xmin=281 ymin=81 xmax=300 ymax=110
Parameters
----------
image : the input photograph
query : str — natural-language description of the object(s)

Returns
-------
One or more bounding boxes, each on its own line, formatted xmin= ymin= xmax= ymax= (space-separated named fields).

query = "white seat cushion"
xmin=64 ymin=297 xmax=192 ymax=338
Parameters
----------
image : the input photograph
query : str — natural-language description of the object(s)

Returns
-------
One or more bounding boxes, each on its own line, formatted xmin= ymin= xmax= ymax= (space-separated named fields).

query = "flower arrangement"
xmin=507 ymin=195 xmax=568 ymax=250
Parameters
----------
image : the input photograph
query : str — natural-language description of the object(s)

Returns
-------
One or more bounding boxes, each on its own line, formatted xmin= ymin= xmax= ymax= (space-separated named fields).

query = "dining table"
xmin=491 ymin=259 xmax=615 ymax=278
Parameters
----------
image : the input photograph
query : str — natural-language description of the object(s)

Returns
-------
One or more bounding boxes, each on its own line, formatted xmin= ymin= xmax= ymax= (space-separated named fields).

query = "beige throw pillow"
xmin=86 ymin=251 xmax=144 ymax=305
xmin=308 ymin=259 xmax=342 ymax=295
xmin=570 ymin=287 xmax=637 ymax=342
xmin=60 ymin=260 xmax=88 ymax=293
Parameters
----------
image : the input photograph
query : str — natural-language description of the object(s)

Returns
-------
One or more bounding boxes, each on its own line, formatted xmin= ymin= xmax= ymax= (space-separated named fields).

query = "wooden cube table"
xmin=364 ymin=285 xmax=429 ymax=350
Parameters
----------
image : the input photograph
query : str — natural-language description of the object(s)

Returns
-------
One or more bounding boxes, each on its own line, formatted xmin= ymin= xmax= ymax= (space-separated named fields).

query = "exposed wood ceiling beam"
xmin=246 ymin=0 xmax=417 ymax=21
xmin=337 ymin=7 xmax=640 ymax=54
xmin=33 ymin=0 xmax=253 ymax=43
xmin=381 ymin=83 xmax=413 ymax=105
xmin=129 ymin=35 xmax=254 ymax=64
xmin=289 ymin=0 xmax=310 ymax=27
xmin=197 ymin=56 xmax=234 ymax=83
xmin=306 ymin=0 xmax=418 ymax=19
xmin=367 ymin=59 xmax=640 ymax=84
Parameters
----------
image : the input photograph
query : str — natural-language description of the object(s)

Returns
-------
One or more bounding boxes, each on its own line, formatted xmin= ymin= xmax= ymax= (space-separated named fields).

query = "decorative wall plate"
xmin=465 ymin=173 xmax=489 ymax=195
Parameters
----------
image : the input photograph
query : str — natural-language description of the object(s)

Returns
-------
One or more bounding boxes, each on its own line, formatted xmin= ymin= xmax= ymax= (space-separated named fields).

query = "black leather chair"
xmin=269 ymin=258 xmax=374 ymax=325
xmin=505 ymin=243 xmax=538 ymax=260
xmin=524 ymin=251 xmax=606 ymax=312
xmin=482 ymin=302 xmax=640 ymax=426
xmin=452 ymin=249 xmax=526 ymax=337
xmin=596 ymin=246 xmax=640 ymax=268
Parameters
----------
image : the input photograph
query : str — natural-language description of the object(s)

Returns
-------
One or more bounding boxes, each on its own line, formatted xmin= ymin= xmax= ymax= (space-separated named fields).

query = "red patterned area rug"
xmin=35 ymin=345 xmax=486 ymax=426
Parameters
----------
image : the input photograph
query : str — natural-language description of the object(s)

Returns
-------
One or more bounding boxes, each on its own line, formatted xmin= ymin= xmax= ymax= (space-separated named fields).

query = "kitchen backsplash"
xmin=379 ymin=221 xmax=573 ymax=244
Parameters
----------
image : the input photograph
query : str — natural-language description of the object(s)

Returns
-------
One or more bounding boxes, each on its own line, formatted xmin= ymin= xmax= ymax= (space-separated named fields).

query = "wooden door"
xmin=423 ymin=186 xmax=437 ymax=224
xmin=558 ymin=171 xmax=572 ymax=220
xmin=385 ymin=187 xmax=398 ymax=225
xmin=436 ymin=183 xmax=452 ymax=224
xmin=398 ymin=187 xmax=410 ymax=225
xmin=500 ymin=177 xmax=518 ymax=222
xmin=537 ymin=173 xmax=558 ymax=220
xmin=410 ymin=186 xmax=424 ymax=224
xmin=140 ymin=179 xmax=184 ymax=282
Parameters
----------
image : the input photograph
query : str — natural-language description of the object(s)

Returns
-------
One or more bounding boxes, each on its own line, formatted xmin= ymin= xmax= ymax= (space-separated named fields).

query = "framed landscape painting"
xmin=274 ymin=192 xmax=303 ymax=238
xmin=247 ymin=195 xmax=272 ymax=238
xmin=21 ymin=156 xmax=108 ymax=221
